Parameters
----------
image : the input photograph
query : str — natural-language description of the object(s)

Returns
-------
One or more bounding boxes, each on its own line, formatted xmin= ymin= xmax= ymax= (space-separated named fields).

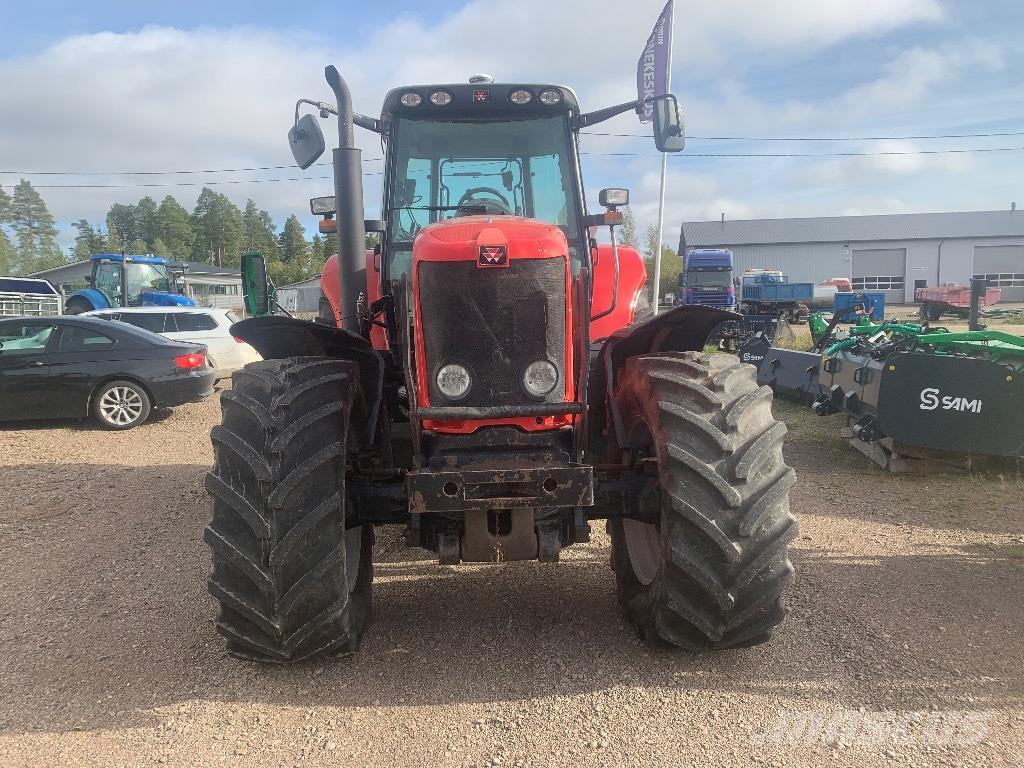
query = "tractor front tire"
xmin=65 ymin=297 xmax=93 ymax=315
xmin=205 ymin=357 xmax=373 ymax=662
xmin=610 ymin=351 xmax=797 ymax=650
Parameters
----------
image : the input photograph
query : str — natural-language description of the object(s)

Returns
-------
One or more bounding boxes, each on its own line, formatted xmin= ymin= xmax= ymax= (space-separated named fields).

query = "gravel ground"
xmin=1 ymin=391 xmax=1022 ymax=768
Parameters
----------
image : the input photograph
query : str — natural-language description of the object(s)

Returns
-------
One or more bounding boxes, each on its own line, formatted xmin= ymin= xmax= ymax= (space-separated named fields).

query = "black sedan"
xmin=0 ymin=316 xmax=215 ymax=430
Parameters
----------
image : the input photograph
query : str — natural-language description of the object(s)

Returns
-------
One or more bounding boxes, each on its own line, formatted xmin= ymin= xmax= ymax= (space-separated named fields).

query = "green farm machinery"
xmin=740 ymin=291 xmax=1024 ymax=466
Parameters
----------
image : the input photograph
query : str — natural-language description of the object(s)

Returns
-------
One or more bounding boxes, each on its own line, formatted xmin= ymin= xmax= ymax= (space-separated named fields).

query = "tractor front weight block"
xmin=407 ymin=465 xmax=594 ymax=515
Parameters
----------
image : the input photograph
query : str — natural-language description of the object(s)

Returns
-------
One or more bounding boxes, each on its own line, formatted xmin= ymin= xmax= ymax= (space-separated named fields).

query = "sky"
xmin=1 ymin=0 xmax=1022 ymax=252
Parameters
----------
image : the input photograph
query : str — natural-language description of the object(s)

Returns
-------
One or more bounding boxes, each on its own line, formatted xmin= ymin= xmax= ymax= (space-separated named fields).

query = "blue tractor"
xmin=65 ymin=254 xmax=196 ymax=314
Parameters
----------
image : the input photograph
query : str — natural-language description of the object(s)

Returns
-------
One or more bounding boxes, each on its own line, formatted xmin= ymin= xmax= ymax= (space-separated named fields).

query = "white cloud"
xmin=794 ymin=140 xmax=974 ymax=186
xmin=840 ymin=38 xmax=1005 ymax=114
xmin=0 ymin=0 xmax=993 ymax=251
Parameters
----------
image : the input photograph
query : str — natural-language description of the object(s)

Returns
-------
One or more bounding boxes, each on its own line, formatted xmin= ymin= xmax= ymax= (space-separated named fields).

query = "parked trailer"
xmin=916 ymin=284 xmax=1001 ymax=321
xmin=0 ymin=276 xmax=62 ymax=317
xmin=740 ymin=270 xmax=813 ymax=323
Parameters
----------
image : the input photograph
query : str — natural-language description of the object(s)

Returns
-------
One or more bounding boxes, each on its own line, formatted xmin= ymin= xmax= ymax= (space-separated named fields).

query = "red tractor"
xmin=206 ymin=69 xmax=797 ymax=662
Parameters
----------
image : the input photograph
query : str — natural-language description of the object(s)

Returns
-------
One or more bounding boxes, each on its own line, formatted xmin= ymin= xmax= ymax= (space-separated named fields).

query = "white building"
xmin=682 ymin=209 xmax=1024 ymax=304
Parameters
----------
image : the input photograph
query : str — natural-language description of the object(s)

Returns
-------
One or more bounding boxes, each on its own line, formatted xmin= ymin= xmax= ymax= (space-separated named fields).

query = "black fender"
xmin=588 ymin=305 xmax=738 ymax=454
xmin=230 ymin=315 xmax=385 ymax=448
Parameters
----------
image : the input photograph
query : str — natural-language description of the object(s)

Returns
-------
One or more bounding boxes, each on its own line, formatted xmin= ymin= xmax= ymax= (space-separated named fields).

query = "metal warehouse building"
xmin=681 ymin=209 xmax=1024 ymax=304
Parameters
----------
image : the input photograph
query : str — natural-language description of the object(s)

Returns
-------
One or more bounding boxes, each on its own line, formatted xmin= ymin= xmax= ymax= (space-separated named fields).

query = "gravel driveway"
xmin=1 ymin=394 xmax=1021 ymax=767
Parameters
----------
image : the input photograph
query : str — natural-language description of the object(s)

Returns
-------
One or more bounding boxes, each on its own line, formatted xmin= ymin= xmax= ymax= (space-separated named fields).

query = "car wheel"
xmin=92 ymin=380 xmax=152 ymax=430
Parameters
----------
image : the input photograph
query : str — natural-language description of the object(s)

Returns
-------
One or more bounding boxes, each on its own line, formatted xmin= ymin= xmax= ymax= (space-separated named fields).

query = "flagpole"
xmin=651 ymin=7 xmax=674 ymax=316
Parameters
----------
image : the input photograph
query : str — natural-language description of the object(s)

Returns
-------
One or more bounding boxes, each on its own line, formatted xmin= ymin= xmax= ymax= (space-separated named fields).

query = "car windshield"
xmin=686 ymin=271 xmax=732 ymax=287
xmin=387 ymin=115 xmax=581 ymax=277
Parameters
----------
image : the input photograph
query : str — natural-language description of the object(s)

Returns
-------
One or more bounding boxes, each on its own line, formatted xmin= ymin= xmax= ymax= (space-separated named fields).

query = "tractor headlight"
xmin=522 ymin=360 xmax=559 ymax=398
xmin=509 ymin=89 xmax=533 ymax=105
xmin=436 ymin=363 xmax=472 ymax=400
xmin=429 ymin=90 xmax=453 ymax=106
xmin=399 ymin=91 xmax=423 ymax=107
xmin=538 ymin=88 xmax=563 ymax=105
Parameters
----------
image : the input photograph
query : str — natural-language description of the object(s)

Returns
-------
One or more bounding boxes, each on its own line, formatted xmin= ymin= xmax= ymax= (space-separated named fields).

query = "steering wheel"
xmin=456 ymin=187 xmax=514 ymax=215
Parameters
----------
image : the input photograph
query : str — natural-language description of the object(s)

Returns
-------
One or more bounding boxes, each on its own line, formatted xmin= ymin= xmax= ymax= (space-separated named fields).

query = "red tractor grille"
xmin=417 ymin=258 xmax=567 ymax=408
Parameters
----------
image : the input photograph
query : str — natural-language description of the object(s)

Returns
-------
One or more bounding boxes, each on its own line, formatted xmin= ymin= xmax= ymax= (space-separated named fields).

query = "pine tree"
xmin=191 ymin=188 xmax=243 ymax=267
xmin=242 ymin=199 xmax=280 ymax=260
xmin=10 ymin=179 xmax=61 ymax=274
xmin=72 ymin=219 xmax=107 ymax=259
xmin=106 ymin=203 xmax=139 ymax=251
xmin=309 ymin=234 xmax=329 ymax=273
xmin=0 ymin=230 xmax=13 ymax=275
xmin=0 ymin=184 xmax=10 ymax=224
xmin=278 ymin=215 xmax=309 ymax=268
xmin=156 ymin=196 xmax=194 ymax=260
xmin=135 ymin=196 xmax=160 ymax=250
xmin=0 ymin=185 xmax=12 ymax=274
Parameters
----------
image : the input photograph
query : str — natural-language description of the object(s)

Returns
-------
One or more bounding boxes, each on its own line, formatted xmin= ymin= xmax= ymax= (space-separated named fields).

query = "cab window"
xmin=0 ymin=322 xmax=55 ymax=354
xmin=94 ymin=262 xmax=123 ymax=306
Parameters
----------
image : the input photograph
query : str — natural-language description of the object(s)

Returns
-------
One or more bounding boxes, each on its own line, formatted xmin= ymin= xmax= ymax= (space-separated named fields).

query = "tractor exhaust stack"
xmin=325 ymin=66 xmax=367 ymax=334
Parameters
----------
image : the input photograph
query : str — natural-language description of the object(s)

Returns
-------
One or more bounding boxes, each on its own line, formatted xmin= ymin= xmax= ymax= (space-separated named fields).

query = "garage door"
xmin=974 ymin=244 xmax=1024 ymax=302
xmin=852 ymin=248 xmax=906 ymax=303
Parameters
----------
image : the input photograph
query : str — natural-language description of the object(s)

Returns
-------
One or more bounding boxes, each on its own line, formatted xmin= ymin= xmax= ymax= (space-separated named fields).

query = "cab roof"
xmin=381 ymin=82 xmax=579 ymax=124
xmin=90 ymin=253 xmax=168 ymax=264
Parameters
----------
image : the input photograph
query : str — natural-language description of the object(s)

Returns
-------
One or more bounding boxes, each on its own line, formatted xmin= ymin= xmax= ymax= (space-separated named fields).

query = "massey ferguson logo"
xmin=919 ymin=387 xmax=983 ymax=413
xmin=478 ymin=245 xmax=508 ymax=267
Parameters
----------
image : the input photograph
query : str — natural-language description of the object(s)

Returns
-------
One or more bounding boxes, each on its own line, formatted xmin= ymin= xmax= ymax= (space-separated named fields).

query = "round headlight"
xmin=399 ymin=91 xmax=423 ymax=107
xmin=509 ymin=89 xmax=533 ymax=105
xmin=429 ymin=90 xmax=453 ymax=106
xmin=436 ymin=363 xmax=471 ymax=400
xmin=522 ymin=360 xmax=559 ymax=398
xmin=538 ymin=88 xmax=563 ymax=105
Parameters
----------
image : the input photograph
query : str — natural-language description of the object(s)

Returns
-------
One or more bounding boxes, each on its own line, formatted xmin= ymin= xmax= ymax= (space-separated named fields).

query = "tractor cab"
xmin=66 ymin=254 xmax=195 ymax=314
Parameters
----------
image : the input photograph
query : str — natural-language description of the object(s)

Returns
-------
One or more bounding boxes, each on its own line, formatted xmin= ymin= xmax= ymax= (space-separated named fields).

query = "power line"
xmin=27 ymin=173 xmax=383 ymax=189
xmin=582 ymin=129 xmax=1024 ymax=141
xmin=0 ymin=158 xmax=381 ymax=176
xmin=580 ymin=146 xmax=1024 ymax=158
xmin=8 ymin=145 xmax=1024 ymax=189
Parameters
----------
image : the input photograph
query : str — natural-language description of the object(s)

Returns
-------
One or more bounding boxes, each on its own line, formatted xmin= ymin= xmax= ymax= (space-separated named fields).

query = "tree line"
xmin=0 ymin=179 xmax=332 ymax=286
xmin=0 ymin=179 xmax=681 ymax=299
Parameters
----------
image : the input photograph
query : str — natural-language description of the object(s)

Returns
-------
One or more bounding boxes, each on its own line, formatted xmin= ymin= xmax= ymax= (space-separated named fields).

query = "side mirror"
xmin=241 ymin=251 xmax=274 ymax=316
xmin=652 ymin=94 xmax=685 ymax=153
xmin=288 ymin=114 xmax=326 ymax=170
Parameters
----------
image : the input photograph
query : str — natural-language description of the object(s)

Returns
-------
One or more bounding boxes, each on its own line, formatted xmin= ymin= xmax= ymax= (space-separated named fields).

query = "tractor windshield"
xmin=125 ymin=263 xmax=171 ymax=305
xmin=387 ymin=115 xmax=582 ymax=277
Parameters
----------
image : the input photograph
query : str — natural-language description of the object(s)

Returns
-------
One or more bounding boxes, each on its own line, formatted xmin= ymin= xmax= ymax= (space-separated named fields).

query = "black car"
xmin=0 ymin=316 xmax=215 ymax=430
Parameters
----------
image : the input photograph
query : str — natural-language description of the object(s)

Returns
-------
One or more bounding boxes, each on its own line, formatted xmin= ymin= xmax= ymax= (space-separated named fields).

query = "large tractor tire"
xmin=205 ymin=357 xmax=373 ymax=662
xmin=65 ymin=297 xmax=93 ymax=315
xmin=609 ymin=351 xmax=797 ymax=650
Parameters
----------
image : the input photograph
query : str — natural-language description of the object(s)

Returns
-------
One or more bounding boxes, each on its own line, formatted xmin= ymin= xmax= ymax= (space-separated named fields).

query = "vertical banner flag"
xmin=637 ymin=0 xmax=674 ymax=123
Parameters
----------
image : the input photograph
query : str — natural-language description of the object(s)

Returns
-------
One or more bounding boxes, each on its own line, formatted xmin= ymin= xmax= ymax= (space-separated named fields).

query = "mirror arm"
xmin=294 ymin=99 xmax=382 ymax=135
xmin=573 ymin=99 xmax=640 ymax=129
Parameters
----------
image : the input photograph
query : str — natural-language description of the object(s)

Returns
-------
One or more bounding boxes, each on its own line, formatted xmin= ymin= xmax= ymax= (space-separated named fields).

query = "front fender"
xmin=230 ymin=315 xmax=386 ymax=448
xmin=68 ymin=288 xmax=110 ymax=310
xmin=589 ymin=305 xmax=739 ymax=453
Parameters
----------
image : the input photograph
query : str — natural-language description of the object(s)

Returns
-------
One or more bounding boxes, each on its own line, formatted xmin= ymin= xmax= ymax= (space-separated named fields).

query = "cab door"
xmin=0 ymin=320 xmax=58 ymax=420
